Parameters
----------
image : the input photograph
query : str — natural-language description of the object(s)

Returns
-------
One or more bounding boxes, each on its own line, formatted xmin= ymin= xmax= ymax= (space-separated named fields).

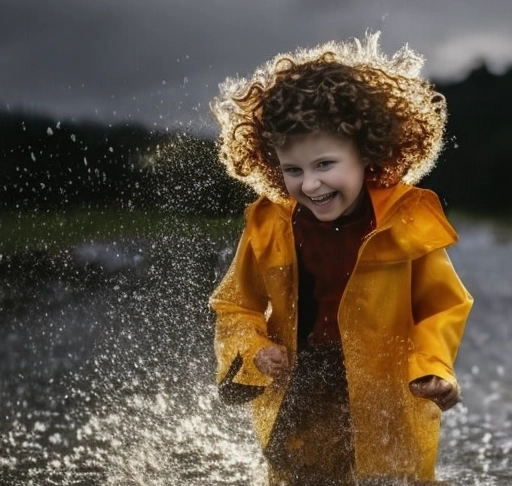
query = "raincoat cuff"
xmin=217 ymin=336 xmax=275 ymax=387
xmin=408 ymin=353 xmax=457 ymax=386
xmin=234 ymin=336 xmax=275 ymax=387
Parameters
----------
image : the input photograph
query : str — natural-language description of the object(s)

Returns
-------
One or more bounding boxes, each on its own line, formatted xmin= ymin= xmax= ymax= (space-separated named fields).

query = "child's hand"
xmin=254 ymin=345 xmax=289 ymax=384
xmin=409 ymin=375 xmax=461 ymax=411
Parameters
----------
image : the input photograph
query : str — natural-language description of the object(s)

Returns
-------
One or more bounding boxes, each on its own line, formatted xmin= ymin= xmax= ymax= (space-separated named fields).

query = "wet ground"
xmin=0 ymin=215 xmax=510 ymax=485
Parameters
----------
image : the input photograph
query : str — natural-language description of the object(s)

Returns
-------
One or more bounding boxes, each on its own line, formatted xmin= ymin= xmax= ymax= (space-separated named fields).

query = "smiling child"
xmin=210 ymin=32 xmax=473 ymax=485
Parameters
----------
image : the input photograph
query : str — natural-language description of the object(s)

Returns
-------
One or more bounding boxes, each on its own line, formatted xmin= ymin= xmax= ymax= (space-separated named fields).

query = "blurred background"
xmin=0 ymin=1 xmax=511 ymax=485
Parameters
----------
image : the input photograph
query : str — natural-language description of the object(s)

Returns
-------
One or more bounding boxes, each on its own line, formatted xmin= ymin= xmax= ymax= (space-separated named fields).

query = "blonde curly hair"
xmin=210 ymin=32 xmax=447 ymax=203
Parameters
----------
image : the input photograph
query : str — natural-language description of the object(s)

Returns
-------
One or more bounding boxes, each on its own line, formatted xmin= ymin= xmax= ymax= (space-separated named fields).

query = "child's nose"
xmin=302 ymin=173 xmax=321 ymax=194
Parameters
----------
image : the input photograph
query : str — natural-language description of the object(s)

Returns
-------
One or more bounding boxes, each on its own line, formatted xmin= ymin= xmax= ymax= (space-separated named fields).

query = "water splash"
xmin=0 ymin=217 xmax=262 ymax=485
xmin=71 ymin=384 xmax=265 ymax=486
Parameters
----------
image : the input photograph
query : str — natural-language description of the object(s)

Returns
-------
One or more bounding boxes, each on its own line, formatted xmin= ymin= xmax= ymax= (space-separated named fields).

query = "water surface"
xmin=0 ymin=215 xmax=510 ymax=485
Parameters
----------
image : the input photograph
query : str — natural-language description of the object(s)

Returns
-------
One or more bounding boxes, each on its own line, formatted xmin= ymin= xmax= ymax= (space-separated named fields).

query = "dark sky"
xmin=1 ymin=0 xmax=511 ymax=133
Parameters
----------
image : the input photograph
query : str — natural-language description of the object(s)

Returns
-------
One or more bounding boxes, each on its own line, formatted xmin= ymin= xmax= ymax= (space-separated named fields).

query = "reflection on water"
xmin=0 ymin=216 xmax=510 ymax=485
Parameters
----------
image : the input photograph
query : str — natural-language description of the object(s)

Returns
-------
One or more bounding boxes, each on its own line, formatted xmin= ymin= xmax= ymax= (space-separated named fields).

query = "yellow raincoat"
xmin=210 ymin=182 xmax=473 ymax=481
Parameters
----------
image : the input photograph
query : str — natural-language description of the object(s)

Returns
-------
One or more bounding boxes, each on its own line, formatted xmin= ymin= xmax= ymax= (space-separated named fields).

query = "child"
xmin=209 ymin=32 xmax=473 ymax=485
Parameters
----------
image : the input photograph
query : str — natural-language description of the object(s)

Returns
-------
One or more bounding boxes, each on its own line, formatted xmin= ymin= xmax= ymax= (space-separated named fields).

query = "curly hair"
xmin=211 ymin=32 xmax=447 ymax=202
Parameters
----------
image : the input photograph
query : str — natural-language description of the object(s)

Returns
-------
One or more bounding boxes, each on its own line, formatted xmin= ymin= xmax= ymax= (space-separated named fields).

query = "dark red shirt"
xmin=293 ymin=189 xmax=375 ymax=347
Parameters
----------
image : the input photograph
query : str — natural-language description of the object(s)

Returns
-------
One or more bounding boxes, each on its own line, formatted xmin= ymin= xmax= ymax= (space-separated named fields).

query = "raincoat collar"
xmin=264 ymin=182 xmax=458 ymax=263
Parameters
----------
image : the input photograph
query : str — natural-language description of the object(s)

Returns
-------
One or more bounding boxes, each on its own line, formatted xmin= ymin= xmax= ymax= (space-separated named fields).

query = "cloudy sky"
xmin=1 ymin=0 xmax=511 ymax=134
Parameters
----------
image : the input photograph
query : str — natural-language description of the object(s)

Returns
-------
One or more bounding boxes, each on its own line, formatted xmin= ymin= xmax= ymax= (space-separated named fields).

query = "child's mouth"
xmin=309 ymin=192 xmax=337 ymax=206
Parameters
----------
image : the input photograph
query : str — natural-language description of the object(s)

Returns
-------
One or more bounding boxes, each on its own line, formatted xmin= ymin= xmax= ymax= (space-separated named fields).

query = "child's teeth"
xmin=311 ymin=192 xmax=334 ymax=203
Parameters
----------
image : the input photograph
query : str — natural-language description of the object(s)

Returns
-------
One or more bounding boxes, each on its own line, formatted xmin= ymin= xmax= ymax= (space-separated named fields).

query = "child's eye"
xmin=282 ymin=167 xmax=302 ymax=175
xmin=318 ymin=160 xmax=333 ymax=169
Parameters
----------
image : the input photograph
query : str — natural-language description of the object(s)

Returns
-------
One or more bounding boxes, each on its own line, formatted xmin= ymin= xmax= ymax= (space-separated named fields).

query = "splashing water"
xmin=0 ymin=217 xmax=265 ymax=486
xmin=0 ymin=213 xmax=511 ymax=485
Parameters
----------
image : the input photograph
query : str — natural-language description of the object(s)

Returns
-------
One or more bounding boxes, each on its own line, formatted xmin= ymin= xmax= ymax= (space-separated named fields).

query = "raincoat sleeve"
xmin=408 ymin=248 xmax=473 ymax=385
xmin=210 ymin=222 xmax=275 ymax=391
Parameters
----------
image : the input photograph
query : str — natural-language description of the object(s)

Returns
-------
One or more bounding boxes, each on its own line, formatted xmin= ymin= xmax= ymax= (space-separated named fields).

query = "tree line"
xmin=1 ymin=63 xmax=511 ymax=217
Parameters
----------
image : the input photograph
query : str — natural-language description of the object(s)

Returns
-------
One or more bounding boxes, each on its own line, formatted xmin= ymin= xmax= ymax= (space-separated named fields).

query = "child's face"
xmin=276 ymin=132 xmax=367 ymax=221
